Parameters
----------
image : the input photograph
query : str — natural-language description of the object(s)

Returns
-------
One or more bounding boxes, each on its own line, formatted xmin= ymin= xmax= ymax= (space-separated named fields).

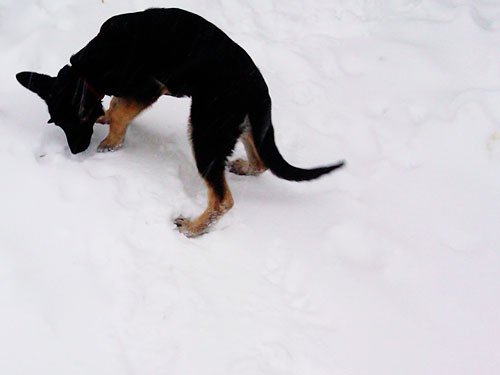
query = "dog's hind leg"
xmin=97 ymin=97 xmax=149 ymax=152
xmin=228 ymin=118 xmax=268 ymax=176
xmin=174 ymin=172 xmax=234 ymax=238
xmin=175 ymin=97 xmax=243 ymax=237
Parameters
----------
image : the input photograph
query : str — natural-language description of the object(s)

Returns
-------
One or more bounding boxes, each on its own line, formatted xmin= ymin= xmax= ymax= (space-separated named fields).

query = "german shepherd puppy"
xmin=16 ymin=8 xmax=344 ymax=237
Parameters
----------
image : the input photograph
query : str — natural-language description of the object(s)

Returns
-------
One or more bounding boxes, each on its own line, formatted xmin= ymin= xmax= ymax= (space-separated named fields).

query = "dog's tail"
xmin=248 ymin=93 xmax=345 ymax=182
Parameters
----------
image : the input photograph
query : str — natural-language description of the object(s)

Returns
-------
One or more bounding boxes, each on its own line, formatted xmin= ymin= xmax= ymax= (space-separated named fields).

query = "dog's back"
xmin=70 ymin=8 xmax=263 ymax=100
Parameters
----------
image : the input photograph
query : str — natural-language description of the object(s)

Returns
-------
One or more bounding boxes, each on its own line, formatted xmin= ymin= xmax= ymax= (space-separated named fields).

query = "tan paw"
xmin=227 ymin=159 xmax=265 ymax=176
xmin=174 ymin=216 xmax=208 ymax=238
xmin=97 ymin=136 xmax=124 ymax=152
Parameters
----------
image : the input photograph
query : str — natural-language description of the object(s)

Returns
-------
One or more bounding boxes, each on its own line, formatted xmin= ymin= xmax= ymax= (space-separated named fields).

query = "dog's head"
xmin=16 ymin=65 xmax=104 ymax=154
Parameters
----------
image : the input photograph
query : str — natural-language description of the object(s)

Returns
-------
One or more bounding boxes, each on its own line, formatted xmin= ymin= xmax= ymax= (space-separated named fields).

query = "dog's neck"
xmin=68 ymin=65 xmax=104 ymax=100
xmin=69 ymin=41 xmax=110 ymax=97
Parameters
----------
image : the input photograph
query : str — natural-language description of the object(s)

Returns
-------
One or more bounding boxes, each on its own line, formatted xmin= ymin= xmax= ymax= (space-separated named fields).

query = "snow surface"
xmin=1 ymin=0 xmax=499 ymax=374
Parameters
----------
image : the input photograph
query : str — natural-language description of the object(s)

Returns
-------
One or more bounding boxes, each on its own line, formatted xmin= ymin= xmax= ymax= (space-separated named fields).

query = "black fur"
xmin=17 ymin=67 xmax=104 ymax=153
xmin=16 ymin=8 xmax=344 ymax=202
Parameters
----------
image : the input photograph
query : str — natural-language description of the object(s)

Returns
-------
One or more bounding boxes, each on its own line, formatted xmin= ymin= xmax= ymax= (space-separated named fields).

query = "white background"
xmin=1 ymin=1 xmax=499 ymax=374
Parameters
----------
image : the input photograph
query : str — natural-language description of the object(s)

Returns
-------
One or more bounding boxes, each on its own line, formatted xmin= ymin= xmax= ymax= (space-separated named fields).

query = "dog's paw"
xmin=174 ymin=216 xmax=189 ymax=227
xmin=174 ymin=216 xmax=207 ymax=238
xmin=228 ymin=159 xmax=251 ymax=175
xmin=95 ymin=115 xmax=109 ymax=124
xmin=97 ymin=137 xmax=124 ymax=153
xmin=227 ymin=159 xmax=265 ymax=176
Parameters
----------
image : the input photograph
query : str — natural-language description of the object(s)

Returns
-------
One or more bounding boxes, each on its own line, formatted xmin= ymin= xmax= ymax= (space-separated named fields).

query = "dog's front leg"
xmin=98 ymin=97 xmax=148 ymax=152
xmin=96 ymin=96 xmax=119 ymax=124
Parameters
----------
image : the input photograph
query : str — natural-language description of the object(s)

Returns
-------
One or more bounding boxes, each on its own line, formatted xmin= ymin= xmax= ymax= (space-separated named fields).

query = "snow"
xmin=1 ymin=0 xmax=499 ymax=374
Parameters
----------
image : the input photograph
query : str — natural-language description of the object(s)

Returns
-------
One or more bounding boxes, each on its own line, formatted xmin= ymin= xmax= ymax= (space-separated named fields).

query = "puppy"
xmin=16 ymin=8 xmax=344 ymax=237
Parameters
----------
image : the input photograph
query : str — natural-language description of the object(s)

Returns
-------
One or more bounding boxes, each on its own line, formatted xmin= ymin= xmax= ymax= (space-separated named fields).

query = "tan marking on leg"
xmin=97 ymin=83 xmax=169 ymax=126
xmin=96 ymin=96 xmax=119 ymax=124
xmin=98 ymin=97 xmax=150 ymax=152
xmin=95 ymin=115 xmax=107 ymax=124
xmin=175 ymin=176 xmax=234 ymax=238
xmin=161 ymin=85 xmax=171 ymax=96
xmin=228 ymin=126 xmax=268 ymax=176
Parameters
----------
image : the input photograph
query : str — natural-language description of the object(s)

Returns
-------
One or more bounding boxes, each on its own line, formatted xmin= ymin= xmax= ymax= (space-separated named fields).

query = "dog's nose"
xmin=69 ymin=143 xmax=87 ymax=154
xmin=65 ymin=129 xmax=93 ymax=154
xmin=68 ymin=136 xmax=91 ymax=154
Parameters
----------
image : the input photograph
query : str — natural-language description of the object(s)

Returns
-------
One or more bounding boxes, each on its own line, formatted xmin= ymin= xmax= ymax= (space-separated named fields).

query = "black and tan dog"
xmin=16 ymin=8 xmax=344 ymax=237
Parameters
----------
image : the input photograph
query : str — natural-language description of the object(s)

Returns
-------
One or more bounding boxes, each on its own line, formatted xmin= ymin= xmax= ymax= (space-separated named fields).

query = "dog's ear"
xmin=16 ymin=71 xmax=55 ymax=100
